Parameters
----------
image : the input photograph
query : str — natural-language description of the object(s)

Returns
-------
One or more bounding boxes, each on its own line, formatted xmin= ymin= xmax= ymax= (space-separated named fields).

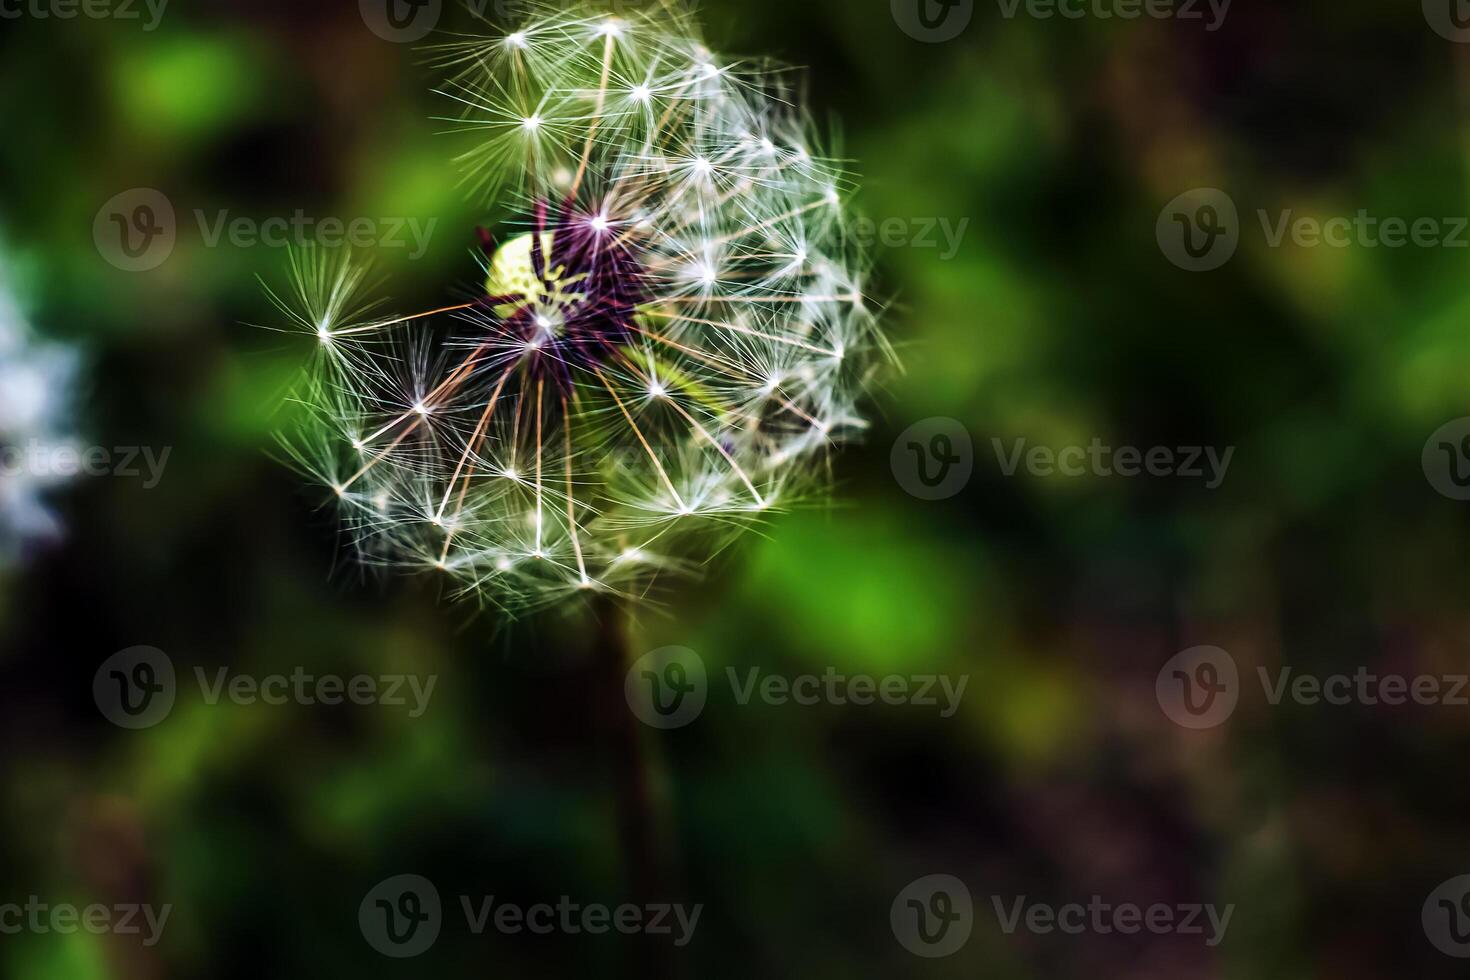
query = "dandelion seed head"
xmin=278 ymin=3 xmax=890 ymax=613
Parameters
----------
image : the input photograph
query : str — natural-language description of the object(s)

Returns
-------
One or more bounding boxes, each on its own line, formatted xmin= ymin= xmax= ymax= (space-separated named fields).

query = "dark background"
xmin=2 ymin=0 xmax=1470 ymax=976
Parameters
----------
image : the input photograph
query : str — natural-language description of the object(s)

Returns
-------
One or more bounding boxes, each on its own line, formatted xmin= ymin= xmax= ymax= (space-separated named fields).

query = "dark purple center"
xmin=481 ymin=196 xmax=649 ymax=383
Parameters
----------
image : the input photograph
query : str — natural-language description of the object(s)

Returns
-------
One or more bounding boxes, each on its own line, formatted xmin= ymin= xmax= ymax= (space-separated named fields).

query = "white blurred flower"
xmin=0 ymin=271 xmax=78 ymax=563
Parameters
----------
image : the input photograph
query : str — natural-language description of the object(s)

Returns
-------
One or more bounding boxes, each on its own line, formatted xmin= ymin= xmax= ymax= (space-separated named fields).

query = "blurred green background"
xmin=2 ymin=0 xmax=1470 ymax=977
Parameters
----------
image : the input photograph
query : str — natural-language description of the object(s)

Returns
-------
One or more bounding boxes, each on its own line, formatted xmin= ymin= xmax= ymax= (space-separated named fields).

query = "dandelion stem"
xmin=590 ymin=596 xmax=673 ymax=978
